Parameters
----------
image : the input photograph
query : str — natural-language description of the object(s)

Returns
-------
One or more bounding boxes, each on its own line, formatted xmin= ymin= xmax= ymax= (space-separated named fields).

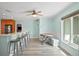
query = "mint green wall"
xmin=15 ymin=17 xmax=40 ymax=38
xmin=52 ymin=2 xmax=79 ymax=56
xmin=15 ymin=17 xmax=54 ymax=38
xmin=40 ymin=17 xmax=54 ymax=34
xmin=15 ymin=17 xmax=34 ymax=38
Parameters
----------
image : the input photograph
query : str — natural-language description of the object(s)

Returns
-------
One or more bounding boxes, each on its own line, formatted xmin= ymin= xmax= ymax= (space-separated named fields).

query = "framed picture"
xmin=17 ymin=24 xmax=22 ymax=32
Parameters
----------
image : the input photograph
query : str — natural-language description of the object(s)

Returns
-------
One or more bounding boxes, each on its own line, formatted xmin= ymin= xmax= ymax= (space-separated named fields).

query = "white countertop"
xmin=0 ymin=34 xmax=13 ymax=36
xmin=0 ymin=32 xmax=22 ymax=36
xmin=0 ymin=32 xmax=28 ymax=39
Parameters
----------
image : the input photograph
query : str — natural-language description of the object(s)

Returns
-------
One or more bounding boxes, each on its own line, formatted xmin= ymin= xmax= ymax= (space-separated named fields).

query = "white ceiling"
xmin=0 ymin=2 xmax=72 ymax=18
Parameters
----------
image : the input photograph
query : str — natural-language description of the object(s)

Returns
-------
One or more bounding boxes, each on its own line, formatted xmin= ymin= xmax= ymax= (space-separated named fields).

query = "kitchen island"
xmin=0 ymin=34 xmax=11 ymax=56
xmin=0 ymin=33 xmax=19 ymax=56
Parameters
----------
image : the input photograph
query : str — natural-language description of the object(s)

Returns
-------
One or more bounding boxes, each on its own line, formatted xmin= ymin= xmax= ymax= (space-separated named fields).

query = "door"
xmin=33 ymin=19 xmax=39 ymax=38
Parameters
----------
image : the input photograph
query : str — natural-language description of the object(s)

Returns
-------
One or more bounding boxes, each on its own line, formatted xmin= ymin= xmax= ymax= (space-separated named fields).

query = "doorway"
xmin=32 ymin=19 xmax=40 ymax=38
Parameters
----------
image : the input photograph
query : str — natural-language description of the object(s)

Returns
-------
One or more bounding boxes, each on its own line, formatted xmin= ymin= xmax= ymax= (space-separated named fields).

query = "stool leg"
xmin=22 ymin=38 xmax=24 ymax=49
xmin=8 ymin=42 xmax=11 ymax=55
xmin=27 ymin=35 xmax=30 ymax=45
xmin=16 ymin=42 xmax=18 ymax=56
xmin=14 ymin=43 xmax=15 ymax=56
xmin=26 ymin=36 xmax=28 ymax=46
xmin=24 ymin=38 xmax=26 ymax=47
xmin=20 ymin=41 xmax=23 ymax=55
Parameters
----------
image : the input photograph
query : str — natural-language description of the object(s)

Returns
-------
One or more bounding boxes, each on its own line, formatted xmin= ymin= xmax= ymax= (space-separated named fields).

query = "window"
xmin=61 ymin=10 xmax=79 ymax=56
xmin=64 ymin=18 xmax=71 ymax=42
xmin=63 ymin=15 xmax=79 ymax=46
xmin=73 ymin=16 xmax=79 ymax=45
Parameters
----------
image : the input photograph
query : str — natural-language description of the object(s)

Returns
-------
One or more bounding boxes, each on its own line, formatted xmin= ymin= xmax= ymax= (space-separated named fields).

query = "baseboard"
xmin=58 ymin=46 xmax=72 ymax=56
xmin=30 ymin=37 xmax=39 ymax=40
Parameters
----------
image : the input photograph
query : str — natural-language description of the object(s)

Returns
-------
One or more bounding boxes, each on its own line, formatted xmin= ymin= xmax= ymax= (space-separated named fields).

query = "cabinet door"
xmin=0 ymin=36 xmax=11 ymax=56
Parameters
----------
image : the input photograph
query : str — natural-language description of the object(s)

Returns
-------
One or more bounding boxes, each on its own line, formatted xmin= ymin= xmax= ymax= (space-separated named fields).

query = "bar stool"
xmin=8 ymin=37 xmax=22 ymax=56
xmin=20 ymin=33 xmax=27 ymax=49
xmin=24 ymin=32 xmax=30 ymax=47
xmin=21 ymin=32 xmax=30 ymax=48
xmin=27 ymin=32 xmax=30 ymax=44
xmin=23 ymin=34 xmax=27 ymax=47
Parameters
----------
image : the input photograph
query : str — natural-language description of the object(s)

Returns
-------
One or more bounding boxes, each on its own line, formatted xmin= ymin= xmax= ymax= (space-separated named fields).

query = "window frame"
xmin=62 ymin=14 xmax=79 ymax=46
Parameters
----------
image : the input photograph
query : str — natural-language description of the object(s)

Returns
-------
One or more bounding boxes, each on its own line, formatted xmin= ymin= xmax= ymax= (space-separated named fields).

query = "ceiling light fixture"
xmin=23 ymin=10 xmax=42 ymax=17
xmin=32 ymin=14 xmax=37 ymax=17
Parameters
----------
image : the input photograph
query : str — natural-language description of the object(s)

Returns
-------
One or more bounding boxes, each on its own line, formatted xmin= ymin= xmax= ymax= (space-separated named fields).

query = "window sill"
xmin=62 ymin=40 xmax=79 ymax=50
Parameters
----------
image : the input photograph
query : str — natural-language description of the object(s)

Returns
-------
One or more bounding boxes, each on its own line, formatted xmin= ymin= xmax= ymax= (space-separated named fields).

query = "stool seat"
xmin=10 ymin=39 xmax=19 ymax=43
